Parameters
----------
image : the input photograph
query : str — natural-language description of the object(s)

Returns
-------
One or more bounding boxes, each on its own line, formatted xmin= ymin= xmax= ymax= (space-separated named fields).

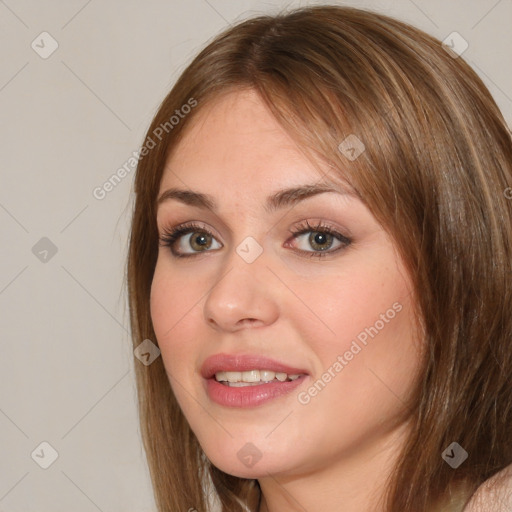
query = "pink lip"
xmin=204 ymin=377 xmax=307 ymax=408
xmin=200 ymin=353 xmax=310 ymax=408
xmin=200 ymin=353 xmax=309 ymax=379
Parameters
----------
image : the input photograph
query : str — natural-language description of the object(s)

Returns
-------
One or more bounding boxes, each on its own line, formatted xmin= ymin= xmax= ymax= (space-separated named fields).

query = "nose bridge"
xmin=203 ymin=231 xmax=278 ymax=330
xmin=219 ymin=208 xmax=269 ymax=269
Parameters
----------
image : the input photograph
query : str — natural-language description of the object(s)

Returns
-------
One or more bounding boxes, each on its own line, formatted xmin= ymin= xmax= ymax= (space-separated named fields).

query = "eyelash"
xmin=158 ymin=220 xmax=352 ymax=259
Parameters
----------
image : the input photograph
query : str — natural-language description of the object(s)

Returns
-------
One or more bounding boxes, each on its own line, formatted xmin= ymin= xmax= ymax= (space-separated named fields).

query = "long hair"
xmin=126 ymin=5 xmax=512 ymax=511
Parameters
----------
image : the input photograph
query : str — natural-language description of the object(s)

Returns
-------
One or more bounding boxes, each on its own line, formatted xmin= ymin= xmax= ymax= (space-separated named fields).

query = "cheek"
xmin=151 ymin=260 xmax=198 ymax=331
xmin=149 ymin=262 xmax=209 ymax=420
xmin=149 ymin=262 xmax=202 ymax=370
xmin=298 ymin=255 xmax=412 ymax=356
xmin=292 ymin=279 xmax=420 ymax=458
xmin=295 ymin=252 xmax=421 ymax=408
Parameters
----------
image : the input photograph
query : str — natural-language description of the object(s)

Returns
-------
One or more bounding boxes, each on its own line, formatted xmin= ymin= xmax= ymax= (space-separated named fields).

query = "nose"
xmin=203 ymin=243 xmax=280 ymax=332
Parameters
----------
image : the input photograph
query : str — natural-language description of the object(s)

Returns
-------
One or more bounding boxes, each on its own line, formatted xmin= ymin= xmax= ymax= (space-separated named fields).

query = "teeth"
xmin=242 ymin=370 xmax=261 ymax=383
xmin=260 ymin=370 xmax=276 ymax=382
xmin=214 ymin=369 xmax=303 ymax=384
xmin=226 ymin=371 xmax=242 ymax=383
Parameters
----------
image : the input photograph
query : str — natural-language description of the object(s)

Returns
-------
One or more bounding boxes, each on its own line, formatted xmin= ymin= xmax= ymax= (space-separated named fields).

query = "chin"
xmin=201 ymin=440 xmax=290 ymax=479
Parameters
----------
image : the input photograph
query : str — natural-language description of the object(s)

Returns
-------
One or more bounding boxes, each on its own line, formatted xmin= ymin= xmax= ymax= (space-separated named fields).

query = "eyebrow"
xmin=156 ymin=182 xmax=357 ymax=214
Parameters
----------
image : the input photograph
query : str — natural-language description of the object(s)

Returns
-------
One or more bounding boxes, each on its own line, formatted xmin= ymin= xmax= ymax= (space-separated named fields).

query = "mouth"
xmin=214 ymin=369 xmax=306 ymax=387
xmin=201 ymin=353 xmax=310 ymax=380
xmin=200 ymin=353 xmax=310 ymax=407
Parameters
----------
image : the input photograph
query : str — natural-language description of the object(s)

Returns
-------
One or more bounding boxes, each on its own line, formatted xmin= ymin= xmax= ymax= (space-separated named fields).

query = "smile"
xmin=215 ymin=369 xmax=304 ymax=385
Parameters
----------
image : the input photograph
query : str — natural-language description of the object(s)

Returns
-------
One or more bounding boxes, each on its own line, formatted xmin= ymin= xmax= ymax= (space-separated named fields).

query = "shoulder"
xmin=463 ymin=463 xmax=512 ymax=512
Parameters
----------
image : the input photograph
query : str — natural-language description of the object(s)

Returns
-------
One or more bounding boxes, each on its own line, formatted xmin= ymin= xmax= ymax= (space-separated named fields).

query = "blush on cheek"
xmin=150 ymin=279 xmax=204 ymax=379
xmin=150 ymin=269 xmax=194 ymax=334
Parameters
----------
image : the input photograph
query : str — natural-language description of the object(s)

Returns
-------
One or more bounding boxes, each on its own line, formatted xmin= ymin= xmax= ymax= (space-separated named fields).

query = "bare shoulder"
xmin=463 ymin=464 xmax=512 ymax=512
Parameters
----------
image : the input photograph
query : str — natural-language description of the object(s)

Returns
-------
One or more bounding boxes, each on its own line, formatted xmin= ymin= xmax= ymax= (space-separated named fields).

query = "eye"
xmin=158 ymin=220 xmax=352 ymax=259
xmin=286 ymin=220 xmax=351 ymax=259
xmin=159 ymin=222 xmax=221 ymax=258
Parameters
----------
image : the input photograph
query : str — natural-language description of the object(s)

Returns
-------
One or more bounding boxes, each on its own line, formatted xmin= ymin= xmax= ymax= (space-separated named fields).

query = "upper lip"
xmin=200 ymin=353 xmax=309 ymax=379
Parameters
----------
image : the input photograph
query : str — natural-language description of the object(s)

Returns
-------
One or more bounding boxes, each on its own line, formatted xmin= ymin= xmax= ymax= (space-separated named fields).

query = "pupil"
xmin=191 ymin=232 xmax=211 ymax=250
xmin=311 ymin=232 xmax=332 ymax=250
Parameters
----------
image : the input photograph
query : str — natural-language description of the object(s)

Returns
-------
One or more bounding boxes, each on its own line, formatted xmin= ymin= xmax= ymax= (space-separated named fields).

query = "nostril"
xmin=239 ymin=318 xmax=259 ymax=326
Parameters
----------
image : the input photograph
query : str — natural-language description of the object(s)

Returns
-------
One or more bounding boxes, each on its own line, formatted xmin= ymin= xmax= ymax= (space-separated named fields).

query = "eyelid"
xmin=285 ymin=219 xmax=351 ymax=258
xmin=158 ymin=221 xmax=219 ymax=257
xmin=158 ymin=219 xmax=352 ymax=258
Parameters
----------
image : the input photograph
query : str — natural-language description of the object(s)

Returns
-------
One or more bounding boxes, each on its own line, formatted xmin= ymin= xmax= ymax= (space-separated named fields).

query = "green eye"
xmin=159 ymin=220 xmax=352 ymax=259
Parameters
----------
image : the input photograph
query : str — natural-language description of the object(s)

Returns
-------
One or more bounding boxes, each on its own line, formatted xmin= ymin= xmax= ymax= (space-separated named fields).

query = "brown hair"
xmin=126 ymin=5 xmax=512 ymax=511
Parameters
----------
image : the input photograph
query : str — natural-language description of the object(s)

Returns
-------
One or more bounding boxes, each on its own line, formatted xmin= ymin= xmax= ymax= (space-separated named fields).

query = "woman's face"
xmin=150 ymin=88 xmax=423 ymax=482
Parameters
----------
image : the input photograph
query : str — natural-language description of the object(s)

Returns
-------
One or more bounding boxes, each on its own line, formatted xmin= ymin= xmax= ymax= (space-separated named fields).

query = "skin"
xmin=150 ymin=88 xmax=424 ymax=512
xmin=463 ymin=465 xmax=512 ymax=511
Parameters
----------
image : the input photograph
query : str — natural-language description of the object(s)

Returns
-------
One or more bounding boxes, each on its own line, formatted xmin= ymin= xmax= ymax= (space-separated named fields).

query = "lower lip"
xmin=204 ymin=376 xmax=307 ymax=408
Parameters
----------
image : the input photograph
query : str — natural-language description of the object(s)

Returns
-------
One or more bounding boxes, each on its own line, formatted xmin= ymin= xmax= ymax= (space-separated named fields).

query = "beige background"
xmin=0 ymin=1 xmax=510 ymax=511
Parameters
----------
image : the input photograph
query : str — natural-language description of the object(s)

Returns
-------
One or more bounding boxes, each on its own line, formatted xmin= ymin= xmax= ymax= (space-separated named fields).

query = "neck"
xmin=256 ymin=419 xmax=412 ymax=512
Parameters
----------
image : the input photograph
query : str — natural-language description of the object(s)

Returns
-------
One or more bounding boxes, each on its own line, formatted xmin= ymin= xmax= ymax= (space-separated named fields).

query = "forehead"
xmin=160 ymin=88 xmax=328 ymax=191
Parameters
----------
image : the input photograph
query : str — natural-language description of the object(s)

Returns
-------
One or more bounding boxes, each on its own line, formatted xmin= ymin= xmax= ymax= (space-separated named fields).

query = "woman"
xmin=126 ymin=5 xmax=512 ymax=511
